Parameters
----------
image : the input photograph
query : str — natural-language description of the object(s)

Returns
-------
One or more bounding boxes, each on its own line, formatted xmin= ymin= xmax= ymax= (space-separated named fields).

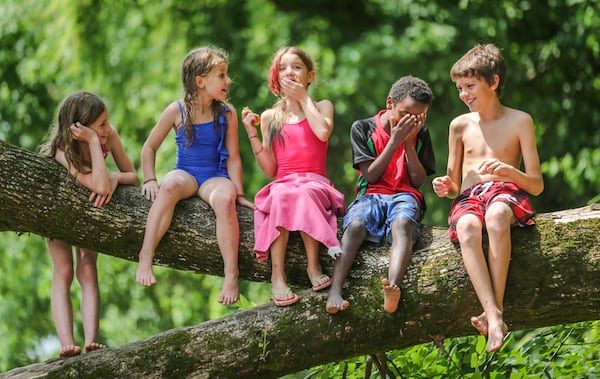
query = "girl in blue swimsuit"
xmin=136 ymin=46 xmax=253 ymax=305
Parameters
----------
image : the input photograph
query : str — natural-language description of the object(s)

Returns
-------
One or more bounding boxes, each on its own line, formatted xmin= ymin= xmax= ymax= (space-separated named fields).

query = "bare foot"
xmin=486 ymin=319 xmax=508 ymax=352
xmin=218 ymin=275 xmax=239 ymax=305
xmin=136 ymin=253 xmax=157 ymax=286
xmin=470 ymin=312 xmax=488 ymax=335
xmin=59 ymin=345 xmax=81 ymax=357
xmin=382 ymin=278 xmax=401 ymax=313
xmin=85 ymin=342 xmax=106 ymax=353
xmin=470 ymin=312 xmax=508 ymax=338
xmin=326 ymin=292 xmax=350 ymax=314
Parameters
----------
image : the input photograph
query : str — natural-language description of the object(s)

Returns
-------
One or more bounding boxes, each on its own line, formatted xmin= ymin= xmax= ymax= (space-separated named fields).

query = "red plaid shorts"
xmin=448 ymin=181 xmax=536 ymax=243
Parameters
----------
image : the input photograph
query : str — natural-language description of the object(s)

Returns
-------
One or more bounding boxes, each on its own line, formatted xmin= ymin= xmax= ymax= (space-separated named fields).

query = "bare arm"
xmin=106 ymin=126 xmax=138 ymax=186
xmin=477 ymin=113 xmax=544 ymax=196
xmin=247 ymin=109 xmax=278 ymax=178
xmin=224 ymin=105 xmax=253 ymax=209
xmin=432 ymin=118 xmax=463 ymax=199
xmin=140 ymin=102 xmax=179 ymax=201
xmin=59 ymin=122 xmax=110 ymax=196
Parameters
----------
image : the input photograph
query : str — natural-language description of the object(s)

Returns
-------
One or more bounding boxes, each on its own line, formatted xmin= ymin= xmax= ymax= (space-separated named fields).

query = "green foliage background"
xmin=1 ymin=0 xmax=599 ymax=376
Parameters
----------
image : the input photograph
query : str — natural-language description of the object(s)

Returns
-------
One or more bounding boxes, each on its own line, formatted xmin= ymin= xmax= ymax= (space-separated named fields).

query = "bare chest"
xmin=462 ymin=123 xmax=520 ymax=163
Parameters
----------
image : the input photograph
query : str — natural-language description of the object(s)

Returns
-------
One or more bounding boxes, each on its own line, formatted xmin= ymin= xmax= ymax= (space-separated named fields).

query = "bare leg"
xmin=47 ymin=239 xmax=81 ymax=357
xmin=326 ymin=221 xmax=367 ymax=314
xmin=300 ymin=232 xmax=330 ymax=291
xmin=269 ymin=228 xmax=297 ymax=305
xmin=199 ymin=178 xmax=239 ymax=305
xmin=483 ymin=202 xmax=514 ymax=352
xmin=75 ymin=247 xmax=106 ymax=352
xmin=383 ymin=218 xmax=413 ymax=313
xmin=456 ymin=214 xmax=506 ymax=352
xmin=136 ymin=170 xmax=198 ymax=286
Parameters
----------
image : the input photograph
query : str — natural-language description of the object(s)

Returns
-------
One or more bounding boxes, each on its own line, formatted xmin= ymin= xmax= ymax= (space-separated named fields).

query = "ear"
xmin=385 ymin=96 xmax=393 ymax=110
xmin=195 ymin=75 xmax=204 ymax=89
xmin=489 ymin=74 xmax=500 ymax=91
xmin=307 ymin=71 xmax=315 ymax=85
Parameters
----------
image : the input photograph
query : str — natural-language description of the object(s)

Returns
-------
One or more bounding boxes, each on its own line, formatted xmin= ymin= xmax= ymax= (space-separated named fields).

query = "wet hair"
xmin=39 ymin=90 xmax=106 ymax=175
xmin=181 ymin=46 xmax=229 ymax=146
xmin=450 ymin=43 xmax=506 ymax=97
xmin=388 ymin=76 xmax=434 ymax=107
xmin=267 ymin=46 xmax=315 ymax=146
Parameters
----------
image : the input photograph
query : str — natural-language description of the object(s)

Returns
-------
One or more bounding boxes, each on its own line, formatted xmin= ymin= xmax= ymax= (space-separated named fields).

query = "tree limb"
xmin=1 ymin=140 xmax=599 ymax=378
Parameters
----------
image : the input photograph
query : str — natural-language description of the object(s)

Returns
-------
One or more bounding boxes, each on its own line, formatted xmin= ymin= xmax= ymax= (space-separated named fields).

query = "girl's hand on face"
xmin=279 ymin=77 xmax=306 ymax=102
xmin=70 ymin=122 xmax=99 ymax=144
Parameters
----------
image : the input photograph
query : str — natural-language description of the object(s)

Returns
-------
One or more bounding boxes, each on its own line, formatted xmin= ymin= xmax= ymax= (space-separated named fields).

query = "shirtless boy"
xmin=432 ymin=44 xmax=543 ymax=352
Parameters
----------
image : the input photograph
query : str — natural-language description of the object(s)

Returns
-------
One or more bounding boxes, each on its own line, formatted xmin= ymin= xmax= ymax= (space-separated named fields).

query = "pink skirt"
xmin=253 ymin=173 xmax=346 ymax=260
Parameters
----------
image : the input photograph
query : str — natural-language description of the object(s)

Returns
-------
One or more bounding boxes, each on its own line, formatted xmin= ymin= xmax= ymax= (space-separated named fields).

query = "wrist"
xmin=144 ymin=178 xmax=157 ymax=184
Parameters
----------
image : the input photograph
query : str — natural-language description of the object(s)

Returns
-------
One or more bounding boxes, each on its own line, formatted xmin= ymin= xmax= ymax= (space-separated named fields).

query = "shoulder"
xmin=162 ymin=101 xmax=183 ymax=121
xmin=351 ymin=117 xmax=375 ymax=130
xmin=449 ymin=112 xmax=478 ymax=132
xmin=222 ymin=101 xmax=235 ymax=113
xmin=315 ymin=99 xmax=333 ymax=109
xmin=261 ymin=108 xmax=276 ymax=123
xmin=350 ymin=117 xmax=376 ymax=138
xmin=315 ymin=99 xmax=334 ymax=118
xmin=505 ymin=107 xmax=533 ymax=125
xmin=221 ymin=101 xmax=237 ymax=120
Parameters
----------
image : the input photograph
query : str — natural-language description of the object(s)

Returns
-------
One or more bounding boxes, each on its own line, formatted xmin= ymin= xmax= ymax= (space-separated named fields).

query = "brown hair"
xmin=39 ymin=90 xmax=106 ymax=175
xmin=181 ymin=46 xmax=229 ymax=146
xmin=450 ymin=44 xmax=506 ymax=97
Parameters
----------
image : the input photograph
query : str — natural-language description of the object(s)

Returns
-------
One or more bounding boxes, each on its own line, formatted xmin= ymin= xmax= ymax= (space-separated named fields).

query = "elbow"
xmin=532 ymin=182 xmax=544 ymax=197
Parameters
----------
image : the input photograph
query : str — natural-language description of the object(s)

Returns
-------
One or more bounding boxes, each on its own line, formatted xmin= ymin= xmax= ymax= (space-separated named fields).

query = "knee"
xmin=76 ymin=251 xmax=98 ymax=281
xmin=345 ymin=220 xmax=366 ymax=236
xmin=213 ymin=188 xmax=237 ymax=210
xmin=391 ymin=218 xmax=412 ymax=233
xmin=456 ymin=216 xmax=481 ymax=243
xmin=159 ymin=179 xmax=185 ymax=198
xmin=484 ymin=207 xmax=512 ymax=234
xmin=54 ymin=264 xmax=74 ymax=284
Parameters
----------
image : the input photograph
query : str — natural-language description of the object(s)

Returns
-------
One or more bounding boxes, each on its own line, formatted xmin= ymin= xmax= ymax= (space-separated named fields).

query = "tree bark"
xmin=1 ymin=140 xmax=599 ymax=378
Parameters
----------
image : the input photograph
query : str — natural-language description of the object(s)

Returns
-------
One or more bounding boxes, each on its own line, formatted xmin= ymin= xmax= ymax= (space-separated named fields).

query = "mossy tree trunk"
xmin=1 ymin=140 xmax=599 ymax=378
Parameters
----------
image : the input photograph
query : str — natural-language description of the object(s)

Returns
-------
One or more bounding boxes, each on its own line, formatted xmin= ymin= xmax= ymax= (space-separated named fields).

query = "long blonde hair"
xmin=39 ymin=91 xmax=106 ymax=175
xmin=266 ymin=46 xmax=315 ymax=146
xmin=180 ymin=46 xmax=229 ymax=146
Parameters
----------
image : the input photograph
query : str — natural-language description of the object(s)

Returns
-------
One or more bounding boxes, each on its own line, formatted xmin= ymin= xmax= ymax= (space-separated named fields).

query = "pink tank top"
xmin=272 ymin=119 xmax=328 ymax=179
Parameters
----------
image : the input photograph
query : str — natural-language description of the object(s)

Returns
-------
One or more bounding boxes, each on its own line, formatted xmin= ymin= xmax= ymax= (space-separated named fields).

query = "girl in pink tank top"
xmin=241 ymin=46 xmax=345 ymax=307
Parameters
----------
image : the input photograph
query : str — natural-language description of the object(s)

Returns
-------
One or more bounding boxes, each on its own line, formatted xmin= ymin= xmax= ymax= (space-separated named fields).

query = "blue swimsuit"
xmin=174 ymin=101 xmax=230 ymax=186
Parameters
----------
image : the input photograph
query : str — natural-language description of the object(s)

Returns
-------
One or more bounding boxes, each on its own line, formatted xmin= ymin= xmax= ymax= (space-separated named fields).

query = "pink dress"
xmin=253 ymin=119 xmax=346 ymax=260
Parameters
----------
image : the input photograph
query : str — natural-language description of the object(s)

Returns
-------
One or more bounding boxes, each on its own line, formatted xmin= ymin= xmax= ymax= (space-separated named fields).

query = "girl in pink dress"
xmin=242 ymin=46 xmax=345 ymax=306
